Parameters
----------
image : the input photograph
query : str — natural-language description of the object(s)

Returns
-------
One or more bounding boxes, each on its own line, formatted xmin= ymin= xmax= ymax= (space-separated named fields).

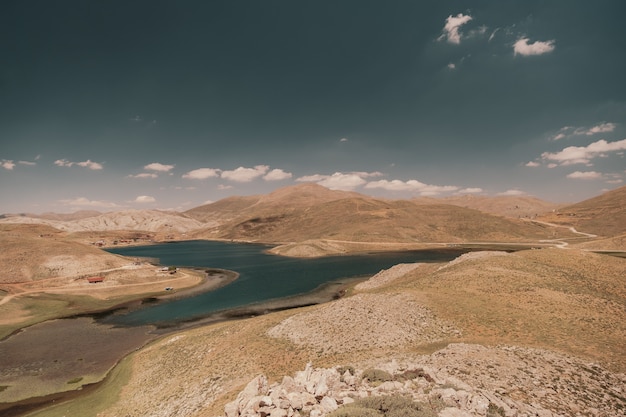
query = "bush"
xmin=361 ymin=368 xmax=393 ymax=384
xmin=337 ymin=365 xmax=356 ymax=376
xmin=328 ymin=395 xmax=438 ymax=417
xmin=487 ymin=403 xmax=505 ymax=417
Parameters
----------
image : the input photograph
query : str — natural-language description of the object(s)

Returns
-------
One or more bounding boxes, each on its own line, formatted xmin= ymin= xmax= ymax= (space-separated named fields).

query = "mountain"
xmin=0 ymin=223 xmax=129 ymax=283
xmin=186 ymin=184 xmax=574 ymax=250
xmin=414 ymin=195 xmax=561 ymax=218
xmin=0 ymin=210 xmax=102 ymax=221
xmin=538 ymin=185 xmax=626 ymax=237
xmin=184 ymin=183 xmax=361 ymax=224
xmin=0 ymin=209 xmax=203 ymax=236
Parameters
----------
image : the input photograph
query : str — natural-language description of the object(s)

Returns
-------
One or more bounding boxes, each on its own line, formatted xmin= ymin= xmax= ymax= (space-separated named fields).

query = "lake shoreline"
xmin=0 ymin=273 xmax=364 ymax=417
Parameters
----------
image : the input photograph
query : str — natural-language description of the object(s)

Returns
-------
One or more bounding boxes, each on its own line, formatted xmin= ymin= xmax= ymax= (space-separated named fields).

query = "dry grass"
xmin=53 ymin=248 xmax=623 ymax=417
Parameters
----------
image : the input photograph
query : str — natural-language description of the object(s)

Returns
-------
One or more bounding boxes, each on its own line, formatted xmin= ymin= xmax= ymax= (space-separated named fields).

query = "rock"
xmin=286 ymin=392 xmax=317 ymax=410
xmin=438 ymin=407 xmax=474 ymax=417
xmin=319 ymin=396 xmax=338 ymax=413
xmin=269 ymin=409 xmax=288 ymax=417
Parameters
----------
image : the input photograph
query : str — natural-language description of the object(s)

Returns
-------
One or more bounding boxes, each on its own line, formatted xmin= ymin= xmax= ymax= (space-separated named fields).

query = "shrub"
xmin=328 ymin=395 xmax=438 ymax=417
xmin=361 ymin=368 xmax=393 ymax=384
xmin=337 ymin=365 xmax=356 ymax=376
xmin=487 ymin=402 xmax=505 ymax=417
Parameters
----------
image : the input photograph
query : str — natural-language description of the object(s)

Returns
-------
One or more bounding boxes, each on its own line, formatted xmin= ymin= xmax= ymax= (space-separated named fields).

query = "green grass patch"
xmin=26 ymin=353 xmax=134 ymax=417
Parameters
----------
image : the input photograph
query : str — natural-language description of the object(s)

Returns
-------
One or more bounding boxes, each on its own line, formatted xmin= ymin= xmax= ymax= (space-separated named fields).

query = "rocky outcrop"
xmin=223 ymin=344 xmax=626 ymax=417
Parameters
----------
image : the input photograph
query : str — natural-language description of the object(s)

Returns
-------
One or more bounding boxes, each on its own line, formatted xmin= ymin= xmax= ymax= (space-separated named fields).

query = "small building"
xmin=87 ymin=276 xmax=104 ymax=284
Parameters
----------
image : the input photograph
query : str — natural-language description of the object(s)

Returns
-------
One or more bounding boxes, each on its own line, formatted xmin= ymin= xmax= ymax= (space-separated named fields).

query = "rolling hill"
xmin=538 ymin=185 xmax=626 ymax=237
xmin=186 ymin=184 xmax=575 ymax=249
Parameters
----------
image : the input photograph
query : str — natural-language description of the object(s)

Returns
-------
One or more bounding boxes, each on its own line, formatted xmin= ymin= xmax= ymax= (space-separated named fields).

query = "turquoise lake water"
xmin=106 ymin=240 xmax=465 ymax=326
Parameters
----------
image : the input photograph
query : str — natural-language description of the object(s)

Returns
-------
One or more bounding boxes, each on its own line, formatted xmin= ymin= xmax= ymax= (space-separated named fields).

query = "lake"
xmin=105 ymin=240 xmax=466 ymax=326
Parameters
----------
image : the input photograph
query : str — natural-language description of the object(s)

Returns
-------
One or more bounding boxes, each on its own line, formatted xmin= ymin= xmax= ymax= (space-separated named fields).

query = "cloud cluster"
xmin=294 ymin=171 xmax=467 ymax=197
xmin=145 ymin=162 xmax=175 ymax=172
xmin=365 ymin=179 xmax=459 ymax=196
xmin=541 ymin=138 xmax=626 ymax=166
xmin=1 ymin=159 xmax=15 ymax=170
xmin=134 ymin=195 xmax=156 ymax=203
xmin=551 ymin=123 xmax=617 ymax=140
xmin=566 ymin=171 xmax=602 ymax=180
xmin=60 ymin=197 xmax=120 ymax=208
xmin=439 ymin=13 xmax=473 ymax=44
xmin=55 ymin=159 xmax=103 ymax=170
xmin=128 ymin=162 xmax=175 ymax=179
xmin=182 ymin=165 xmax=293 ymax=182
xmin=513 ymin=38 xmax=555 ymax=56
xmin=439 ymin=13 xmax=556 ymax=58
xmin=297 ymin=172 xmax=381 ymax=191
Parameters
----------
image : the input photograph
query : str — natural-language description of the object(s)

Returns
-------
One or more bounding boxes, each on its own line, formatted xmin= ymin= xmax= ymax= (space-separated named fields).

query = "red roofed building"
xmin=87 ymin=276 xmax=104 ymax=283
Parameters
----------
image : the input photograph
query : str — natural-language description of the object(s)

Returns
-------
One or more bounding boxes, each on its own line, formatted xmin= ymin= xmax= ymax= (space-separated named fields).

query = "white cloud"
xmin=541 ymin=138 xmax=626 ymax=166
xmin=551 ymin=123 xmax=616 ymax=140
xmin=296 ymin=171 xmax=383 ymax=191
xmin=77 ymin=160 xmax=103 ymax=170
xmin=1 ymin=160 xmax=15 ymax=170
xmin=134 ymin=195 xmax=156 ymax=203
xmin=458 ymin=187 xmax=484 ymax=194
xmin=447 ymin=63 xmax=456 ymax=70
xmin=439 ymin=13 xmax=473 ymax=44
xmin=182 ymin=167 xmax=221 ymax=180
xmin=566 ymin=171 xmax=603 ymax=180
xmin=297 ymin=172 xmax=364 ymax=191
xmin=18 ymin=160 xmax=36 ymax=166
xmin=130 ymin=115 xmax=142 ymax=122
xmin=576 ymin=122 xmax=617 ymax=136
xmin=525 ymin=161 xmax=540 ymax=167
xmin=128 ymin=173 xmax=158 ymax=179
xmin=145 ymin=162 xmax=175 ymax=172
xmin=54 ymin=159 xmax=103 ymax=170
xmin=340 ymin=137 xmax=348 ymax=142
xmin=59 ymin=197 xmax=120 ymax=208
xmin=513 ymin=38 xmax=555 ymax=56
xmin=217 ymin=184 xmax=233 ymax=190
xmin=497 ymin=189 xmax=526 ymax=196
xmin=488 ymin=28 xmax=499 ymax=42
xmin=263 ymin=168 xmax=293 ymax=181
xmin=365 ymin=179 xmax=459 ymax=196
xmin=221 ymin=165 xmax=270 ymax=182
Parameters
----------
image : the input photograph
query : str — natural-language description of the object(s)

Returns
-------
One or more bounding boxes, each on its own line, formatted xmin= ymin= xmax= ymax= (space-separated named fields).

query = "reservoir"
xmin=105 ymin=240 xmax=465 ymax=326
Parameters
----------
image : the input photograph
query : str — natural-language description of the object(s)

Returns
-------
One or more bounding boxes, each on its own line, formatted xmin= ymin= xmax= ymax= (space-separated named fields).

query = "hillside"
xmin=0 ymin=209 xmax=203 ymax=237
xmin=0 ymin=223 xmax=129 ymax=283
xmin=184 ymin=183 xmax=362 ymax=224
xmin=189 ymin=190 xmax=575 ymax=251
xmin=538 ymin=185 xmax=626 ymax=237
xmin=0 ymin=210 xmax=102 ymax=221
xmin=414 ymin=194 xmax=561 ymax=218
xmin=69 ymin=248 xmax=626 ymax=417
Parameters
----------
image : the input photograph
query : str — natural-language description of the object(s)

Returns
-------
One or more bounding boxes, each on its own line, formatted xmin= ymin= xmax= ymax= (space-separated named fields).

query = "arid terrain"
xmin=0 ymin=184 xmax=624 ymax=416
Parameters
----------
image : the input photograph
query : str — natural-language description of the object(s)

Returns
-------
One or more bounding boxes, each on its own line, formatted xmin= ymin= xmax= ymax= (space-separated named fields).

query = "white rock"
xmin=319 ymin=396 xmax=338 ymax=413
xmin=438 ymin=407 xmax=474 ymax=417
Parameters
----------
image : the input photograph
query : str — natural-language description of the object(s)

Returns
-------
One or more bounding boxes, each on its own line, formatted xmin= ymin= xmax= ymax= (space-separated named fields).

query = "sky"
xmin=1 ymin=1 xmax=625 ymax=213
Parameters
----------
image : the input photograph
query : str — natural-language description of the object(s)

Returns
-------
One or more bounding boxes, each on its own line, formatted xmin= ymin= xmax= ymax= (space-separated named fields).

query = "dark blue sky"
xmin=1 ymin=1 xmax=625 ymax=212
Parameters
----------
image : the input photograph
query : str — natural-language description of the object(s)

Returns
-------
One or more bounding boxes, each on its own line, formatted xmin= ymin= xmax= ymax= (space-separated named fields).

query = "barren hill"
xmin=185 ymin=183 xmax=361 ymax=224
xmin=538 ymin=185 xmax=626 ymax=237
xmin=0 ymin=210 xmax=102 ymax=221
xmin=0 ymin=223 xmax=128 ymax=283
xmin=0 ymin=209 xmax=203 ymax=235
xmin=92 ymin=248 xmax=626 ymax=417
xmin=415 ymin=195 xmax=561 ymax=218
xmin=188 ymin=186 xmax=575 ymax=250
